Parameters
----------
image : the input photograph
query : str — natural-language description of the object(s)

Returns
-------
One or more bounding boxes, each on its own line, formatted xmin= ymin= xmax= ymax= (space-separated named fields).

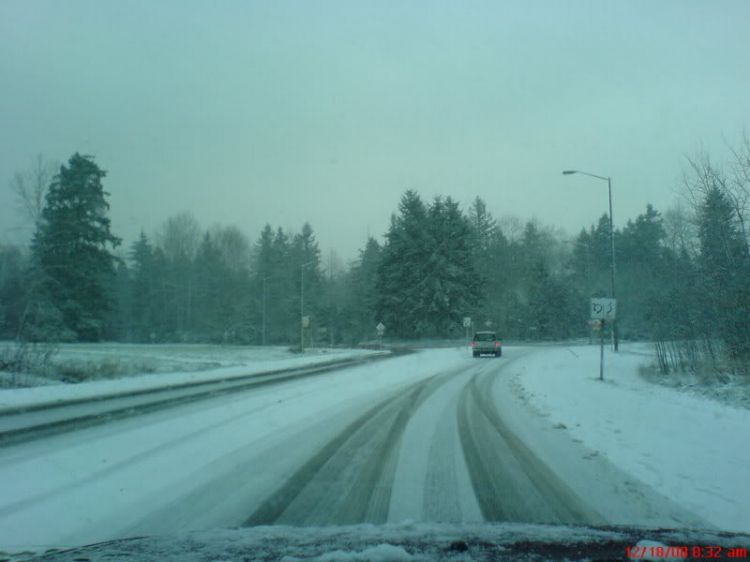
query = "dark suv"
xmin=471 ymin=331 xmax=502 ymax=357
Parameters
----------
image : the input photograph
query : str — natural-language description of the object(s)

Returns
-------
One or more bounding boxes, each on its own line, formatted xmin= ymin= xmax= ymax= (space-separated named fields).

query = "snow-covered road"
xmin=0 ymin=345 xmax=745 ymax=550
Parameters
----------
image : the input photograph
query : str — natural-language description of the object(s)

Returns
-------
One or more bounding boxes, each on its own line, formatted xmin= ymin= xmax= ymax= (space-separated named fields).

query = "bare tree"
xmin=155 ymin=212 xmax=202 ymax=337
xmin=497 ymin=214 xmax=524 ymax=242
xmin=726 ymin=130 xmax=750 ymax=250
xmin=210 ymin=224 xmax=251 ymax=273
xmin=326 ymin=248 xmax=344 ymax=282
xmin=663 ymin=202 xmax=698 ymax=256
xmin=683 ymin=145 xmax=750 ymax=257
xmin=156 ymin=211 xmax=202 ymax=261
xmin=10 ymin=154 xmax=59 ymax=228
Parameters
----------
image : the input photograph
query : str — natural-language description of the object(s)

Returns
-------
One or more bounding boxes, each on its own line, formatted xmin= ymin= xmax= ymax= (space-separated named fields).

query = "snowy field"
xmin=0 ymin=342 xmax=748 ymax=560
xmin=0 ymin=343 xmax=382 ymax=411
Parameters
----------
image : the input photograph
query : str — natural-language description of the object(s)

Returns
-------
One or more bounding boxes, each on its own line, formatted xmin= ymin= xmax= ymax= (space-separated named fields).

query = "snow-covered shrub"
xmin=0 ymin=341 xmax=58 ymax=386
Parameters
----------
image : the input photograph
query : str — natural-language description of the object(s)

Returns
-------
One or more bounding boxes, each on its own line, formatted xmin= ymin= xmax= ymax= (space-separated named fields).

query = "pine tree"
xmin=270 ymin=227 xmax=294 ymax=342
xmin=467 ymin=197 xmax=498 ymax=255
xmin=32 ymin=153 xmax=121 ymax=341
xmin=253 ymin=224 xmax=276 ymax=344
xmin=617 ymin=204 xmax=668 ymax=339
xmin=194 ymin=232 xmax=224 ymax=340
xmin=0 ymin=245 xmax=26 ymax=338
xmin=423 ymin=196 xmax=480 ymax=336
xmin=697 ymin=186 xmax=750 ymax=358
xmin=376 ymin=190 xmax=431 ymax=338
xmin=376 ymin=191 xmax=480 ymax=338
xmin=200 ymin=226 xmax=253 ymax=343
xmin=129 ymin=232 xmax=155 ymax=341
xmin=467 ymin=197 xmax=513 ymax=332
xmin=292 ymin=222 xmax=322 ymax=345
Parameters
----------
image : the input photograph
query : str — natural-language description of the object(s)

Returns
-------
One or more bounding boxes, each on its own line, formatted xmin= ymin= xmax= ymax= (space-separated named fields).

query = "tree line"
xmin=2 ymin=140 xmax=750 ymax=376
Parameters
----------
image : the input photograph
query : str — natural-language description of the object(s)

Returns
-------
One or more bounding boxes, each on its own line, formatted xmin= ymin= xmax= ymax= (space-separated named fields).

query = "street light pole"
xmin=300 ymin=260 xmax=316 ymax=351
xmin=563 ymin=170 xmax=618 ymax=351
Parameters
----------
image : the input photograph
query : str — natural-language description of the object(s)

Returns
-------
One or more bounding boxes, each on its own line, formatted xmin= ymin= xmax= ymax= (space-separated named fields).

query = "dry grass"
xmin=639 ymin=360 xmax=750 ymax=410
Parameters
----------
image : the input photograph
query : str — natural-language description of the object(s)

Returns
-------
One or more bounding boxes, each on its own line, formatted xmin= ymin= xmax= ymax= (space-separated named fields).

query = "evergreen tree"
xmin=617 ymin=204 xmax=669 ymax=339
xmin=194 ymin=232 xmax=225 ymax=340
xmin=32 ymin=153 xmax=121 ymax=341
xmin=376 ymin=190 xmax=431 ymax=338
xmin=376 ymin=191 xmax=480 ymax=338
xmin=292 ymin=222 xmax=322 ymax=345
xmin=0 ymin=245 xmax=27 ymax=338
xmin=252 ymin=224 xmax=277 ymax=344
xmin=697 ymin=186 xmax=750 ymax=358
xmin=467 ymin=197 xmax=514 ymax=333
xmin=467 ymin=197 xmax=498 ymax=254
xmin=270 ymin=227 xmax=294 ymax=342
xmin=344 ymin=237 xmax=382 ymax=343
xmin=129 ymin=232 xmax=155 ymax=341
xmin=423 ymin=196 xmax=480 ymax=336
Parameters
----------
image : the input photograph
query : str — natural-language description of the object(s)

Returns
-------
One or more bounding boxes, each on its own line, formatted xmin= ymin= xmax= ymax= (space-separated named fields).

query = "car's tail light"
xmin=495 ymin=342 xmax=500 ymax=347
xmin=470 ymin=342 xmax=475 ymax=347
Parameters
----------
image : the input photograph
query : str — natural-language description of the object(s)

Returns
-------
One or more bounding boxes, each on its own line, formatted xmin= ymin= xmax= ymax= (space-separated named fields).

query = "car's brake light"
xmin=495 ymin=342 xmax=500 ymax=347
xmin=470 ymin=342 xmax=475 ymax=347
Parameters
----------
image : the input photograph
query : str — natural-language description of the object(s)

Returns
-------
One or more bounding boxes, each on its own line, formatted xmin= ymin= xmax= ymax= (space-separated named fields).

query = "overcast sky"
xmin=2 ymin=0 xmax=749 ymax=262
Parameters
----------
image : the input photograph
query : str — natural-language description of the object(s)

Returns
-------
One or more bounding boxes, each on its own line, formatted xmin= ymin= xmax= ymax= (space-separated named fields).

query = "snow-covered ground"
xmin=0 ymin=343 xmax=381 ymax=412
xmin=0 ymin=342 xmax=748 ymax=560
xmin=511 ymin=343 xmax=750 ymax=534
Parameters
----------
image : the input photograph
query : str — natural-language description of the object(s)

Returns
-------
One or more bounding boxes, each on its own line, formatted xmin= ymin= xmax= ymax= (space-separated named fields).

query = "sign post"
xmin=463 ymin=317 xmax=471 ymax=348
xmin=590 ymin=298 xmax=616 ymax=381
xmin=376 ymin=322 xmax=385 ymax=349
xmin=301 ymin=316 xmax=310 ymax=351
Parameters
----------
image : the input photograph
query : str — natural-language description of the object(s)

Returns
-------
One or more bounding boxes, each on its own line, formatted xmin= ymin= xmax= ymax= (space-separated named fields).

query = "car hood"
xmin=14 ymin=522 xmax=750 ymax=562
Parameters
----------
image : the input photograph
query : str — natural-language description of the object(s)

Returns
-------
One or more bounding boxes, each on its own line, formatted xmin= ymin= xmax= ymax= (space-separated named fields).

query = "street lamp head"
xmin=562 ymin=170 xmax=577 ymax=175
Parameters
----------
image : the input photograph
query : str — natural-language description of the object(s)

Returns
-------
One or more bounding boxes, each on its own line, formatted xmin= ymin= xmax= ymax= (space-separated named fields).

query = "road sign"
xmin=590 ymin=298 xmax=617 ymax=320
xmin=463 ymin=317 xmax=471 ymax=328
xmin=302 ymin=316 xmax=310 ymax=328
xmin=376 ymin=322 xmax=385 ymax=335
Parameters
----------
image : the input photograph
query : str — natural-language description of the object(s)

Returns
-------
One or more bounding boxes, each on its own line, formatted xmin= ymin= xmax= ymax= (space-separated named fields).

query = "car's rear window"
xmin=474 ymin=333 xmax=496 ymax=341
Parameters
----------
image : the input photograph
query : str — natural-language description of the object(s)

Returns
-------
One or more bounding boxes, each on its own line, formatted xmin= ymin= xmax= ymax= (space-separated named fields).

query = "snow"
xmin=388 ymin=367 xmax=483 ymax=523
xmin=511 ymin=343 xmax=750 ymax=534
xmin=6 ymin=522 xmax=748 ymax=562
xmin=305 ymin=543 xmax=416 ymax=562
xmin=635 ymin=539 xmax=685 ymax=561
xmin=0 ymin=343 xmax=383 ymax=412
xmin=0 ymin=342 xmax=748 ymax=556
xmin=0 ymin=350 xmax=469 ymax=548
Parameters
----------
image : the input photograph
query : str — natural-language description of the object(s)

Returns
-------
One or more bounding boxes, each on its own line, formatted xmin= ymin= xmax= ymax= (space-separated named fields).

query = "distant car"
xmin=471 ymin=331 xmax=502 ymax=357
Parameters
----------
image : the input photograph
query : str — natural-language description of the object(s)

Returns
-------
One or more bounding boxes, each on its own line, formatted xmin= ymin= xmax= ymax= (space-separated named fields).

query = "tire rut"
xmin=243 ymin=369 xmax=459 ymax=526
xmin=457 ymin=367 xmax=606 ymax=525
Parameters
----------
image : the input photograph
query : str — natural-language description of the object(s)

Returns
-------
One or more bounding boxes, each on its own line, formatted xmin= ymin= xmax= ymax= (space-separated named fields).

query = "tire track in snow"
xmin=242 ymin=368 xmax=463 ymax=526
xmin=457 ymin=367 xmax=606 ymax=525
xmin=0 ymin=378 xmax=347 ymax=521
xmin=388 ymin=359 xmax=495 ymax=523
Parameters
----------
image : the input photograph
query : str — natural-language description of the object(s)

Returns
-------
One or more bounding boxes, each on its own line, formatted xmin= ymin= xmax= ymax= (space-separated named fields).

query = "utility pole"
xmin=563 ymin=170 xmax=618 ymax=351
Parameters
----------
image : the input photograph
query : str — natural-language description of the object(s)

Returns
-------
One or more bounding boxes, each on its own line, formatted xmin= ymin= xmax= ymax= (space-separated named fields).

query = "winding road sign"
xmin=590 ymin=298 xmax=617 ymax=320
